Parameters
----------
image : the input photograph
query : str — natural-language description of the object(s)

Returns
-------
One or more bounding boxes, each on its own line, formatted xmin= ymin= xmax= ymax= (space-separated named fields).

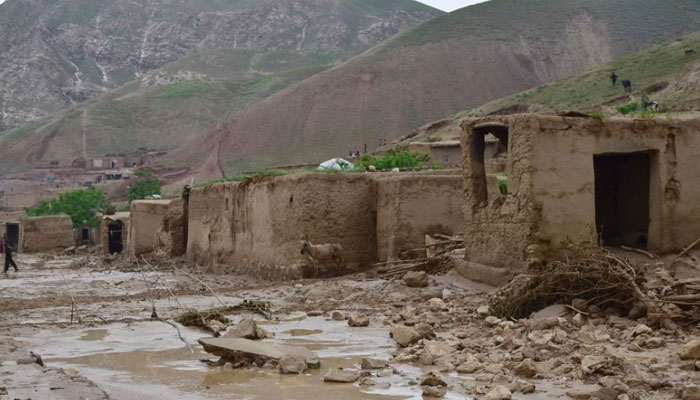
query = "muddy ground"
xmin=0 ymin=251 xmax=698 ymax=400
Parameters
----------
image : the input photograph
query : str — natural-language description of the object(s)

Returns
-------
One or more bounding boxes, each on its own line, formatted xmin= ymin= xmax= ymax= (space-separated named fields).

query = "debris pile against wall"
xmin=19 ymin=214 xmax=74 ymax=253
xmin=460 ymin=114 xmax=700 ymax=281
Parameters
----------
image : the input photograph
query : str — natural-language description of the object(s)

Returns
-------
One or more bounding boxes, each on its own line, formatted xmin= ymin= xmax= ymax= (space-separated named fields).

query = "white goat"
xmin=299 ymin=235 xmax=343 ymax=278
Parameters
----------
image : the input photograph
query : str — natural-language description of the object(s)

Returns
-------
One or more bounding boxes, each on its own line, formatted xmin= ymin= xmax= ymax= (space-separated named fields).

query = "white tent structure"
xmin=318 ymin=158 xmax=354 ymax=171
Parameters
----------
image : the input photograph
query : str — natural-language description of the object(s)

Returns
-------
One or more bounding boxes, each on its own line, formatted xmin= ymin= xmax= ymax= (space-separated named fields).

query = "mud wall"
xmin=153 ymin=198 xmax=186 ymax=258
xmin=376 ymin=175 xmax=463 ymax=262
xmin=19 ymin=214 xmax=74 ymax=253
xmin=129 ymin=200 xmax=172 ymax=256
xmin=461 ymin=114 xmax=700 ymax=278
xmin=187 ymin=174 xmax=377 ymax=278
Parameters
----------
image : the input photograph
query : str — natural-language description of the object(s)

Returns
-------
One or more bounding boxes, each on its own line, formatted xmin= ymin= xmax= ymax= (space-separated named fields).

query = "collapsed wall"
xmin=187 ymin=174 xmax=377 ymax=279
xmin=376 ymin=175 xmax=463 ymax=262
xmin=153 ymin=198 xmax=186 ymax=258
xmin=19 ymin=214 xmax=74 ymax=253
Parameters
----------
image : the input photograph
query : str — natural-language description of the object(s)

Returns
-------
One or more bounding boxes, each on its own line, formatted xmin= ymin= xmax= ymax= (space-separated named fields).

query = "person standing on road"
xmin=3 ymin=234 xmax=18 ymax=273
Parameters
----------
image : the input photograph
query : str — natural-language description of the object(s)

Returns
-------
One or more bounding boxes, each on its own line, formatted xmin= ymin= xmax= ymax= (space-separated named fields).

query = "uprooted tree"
xmin=25 ymin=187 xmax=113 ymax=228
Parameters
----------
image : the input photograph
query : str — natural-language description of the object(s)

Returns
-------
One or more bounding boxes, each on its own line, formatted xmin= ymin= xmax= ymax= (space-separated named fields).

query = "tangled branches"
xmin=489 ymin=252 xmax=648 ymax=319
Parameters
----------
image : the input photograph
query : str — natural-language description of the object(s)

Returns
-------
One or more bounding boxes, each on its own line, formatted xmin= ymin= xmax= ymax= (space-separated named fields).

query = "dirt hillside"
xmin=162 ymin=0 xmax=700 ymax=180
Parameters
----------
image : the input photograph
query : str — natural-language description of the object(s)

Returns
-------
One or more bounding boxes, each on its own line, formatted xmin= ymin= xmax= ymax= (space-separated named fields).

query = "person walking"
xmin=610 ymin=72 xmax=618 ymax=86
xmin=3 ymin=234 xmax=18 ymax=273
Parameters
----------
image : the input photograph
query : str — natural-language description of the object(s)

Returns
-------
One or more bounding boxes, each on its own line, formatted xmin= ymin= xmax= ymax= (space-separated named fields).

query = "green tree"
xmin=25 ymin=187 xmax=112 ymax=228
xmin=127 ymin=177 xmax=161 ymax=203
xmin=354 ymin=147 xmax=430 ymax=171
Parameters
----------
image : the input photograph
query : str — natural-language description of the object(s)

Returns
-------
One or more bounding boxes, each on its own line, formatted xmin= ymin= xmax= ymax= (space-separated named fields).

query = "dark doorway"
xmin=108 ymin=223 xmax=123 ymax=254
xmin=594 ymin=152 xmax=651 ymax=249
xmin=82 ymin=228 xmax=90 ymax=244
xmin=6 ymin=223 xmax=19 ymax=249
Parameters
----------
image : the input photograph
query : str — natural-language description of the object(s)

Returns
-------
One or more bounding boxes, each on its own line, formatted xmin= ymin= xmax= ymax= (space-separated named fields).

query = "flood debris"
xmin=323 ymin=368 xmax=361 ymax=383
xmin=198 ymin=337 xmax=318 ymax=372
xmin=225 ymin=318 xmax=273 ymax=339
xmin=176 ymin=309 xmax=230 ymax=336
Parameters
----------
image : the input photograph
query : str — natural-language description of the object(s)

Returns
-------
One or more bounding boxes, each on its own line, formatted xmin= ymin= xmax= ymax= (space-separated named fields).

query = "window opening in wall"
xmin=108 ymin=223 xmax=123 ymax=254
xmin=594 ymin=152 xmax=651 ymax=249
xmin=82 ymin=228 xmax=89 ymax=244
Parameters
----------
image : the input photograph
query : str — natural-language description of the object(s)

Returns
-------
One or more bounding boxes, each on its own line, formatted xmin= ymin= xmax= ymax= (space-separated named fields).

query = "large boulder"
xmin=226 ymin=318 xmax=273 ymax=340
xmin=348 ymin=314 xmax=370 ymax=327
xmin=390 ymin=325 xmax=421 ymax=347
xmin=278 ymin=355 xmax=307 ymax=374
xmin=485 ymin=385 xmax=512 ymax=400
xmin=420 ymin=341 xmax=456 ymax=366
xmin=514 ymin=358 xmax=538 ymax=378
xmin=679 ymin=338 xmax=700 ymax=360
xmin=404 ymin=271 xmax=429 ymax=288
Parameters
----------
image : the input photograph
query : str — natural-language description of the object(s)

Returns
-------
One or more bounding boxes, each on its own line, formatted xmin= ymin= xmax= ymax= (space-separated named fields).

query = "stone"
xmin=225 ymin=318 xmax=273 ymax=340
xmin=306 ymin=357 xmax=321 ymax=369
xmin=422 ymin=385 xmax=447 ymax=398
xmin=590 ymin=388 xmax=620 ymax=400
xmin=420 ymin=372 xmax=447 ymax=387
xmin=644 ymin=337 xmax=664 ymax=349
xmin=278 ymin=355 xmax=307 ymax=374
xmin=348 ymin=314 xmax=370 ymax=327
xmin=377 ymin=367 xmax=393 ymax=377
xmin=532 ymin=304 xmax=569 ymax=320
xmin=485 ymin=316 xmax=502 ymax=326
xmin=572 ymin=313 xmax=584 ymax=327
xmin=414 ymin=323 xmax=436 ymax=340
xmin=199 ymin=338 xmax=316 ymax=363
xmin=632 ymin=324 xmax=652 ymax=336
xmin=331 ymin=310 xmax=345 ymax=321
xmin=679 ymin=338 xmax=700 ymax=360
xmin=517 ymin=379 xmax=535 ymax=394
xmin=581 ymin=355 xmax=607 ymax=374
xmin=420 ymin=341 xmax=456 ymax=366
xmin=682 ymin=385 xmax=700 ymax=400
xmin=324 ymin=369 xmax=360 ymax=383
xmin=390 ymin=325 xmax=421 ymax=347
xmin=423 ymin=287 xmax=444 ymax=300
xmin=477 ymin=305 xmax=490 ymax=317
xmin=306 ymin=310 xmax=323 ymax=317
xmin=429 ymin=297 xmax=448 ymax=311
xmin=404 ymin=271 xmax=429 ymax=288
xmin=485 ymin=385 xmax=512 ymax=400
xmin=456 ymin=359 xmax=482 ymax=373
xmin=361 ymin=358 xmax=388 ymax=370
xmin=514 ymin=358 xmax=537 ymax=378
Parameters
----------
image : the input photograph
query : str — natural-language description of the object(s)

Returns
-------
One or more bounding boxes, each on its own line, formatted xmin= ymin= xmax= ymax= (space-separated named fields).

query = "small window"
xmin=443 ymin=155 xmax=449 ymax=163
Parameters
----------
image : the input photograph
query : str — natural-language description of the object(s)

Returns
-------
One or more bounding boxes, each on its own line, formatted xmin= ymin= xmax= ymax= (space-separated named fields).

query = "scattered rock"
xmin=331 ymin=311 xmax=345 ymax=321
xmin=225 ymin=318 xmax=273 ymax=340
xmin=456 ymin=358 xmax=482 ymax=373
xmin=404 ymin=271 xmax=429 ymax=288
xmin=532 ymin=304 xmax=569 ymax=320
xmin=420 ymin=341 xmax=456 ymax=366
xmin=323 ymin=369 xmax=360 ymax=383
xmin=485 ymin=385 xmax=512 ymax=400
xmin=477 ymin=305 xmax=490 ymax=317
xmin=632 ymin=324 xmax=652 ymax=336
xmin=361 ymin=358 xmax=388 ymax=370
xmin=683 ymin=385 xmax=700 ymax=400
xmin=572 ymin=313 xmax=584 ymax=327
xmin=428 ymin=297 xmax=447 ymax=311
xmin=422 ymin=385 xmax=447 ymax=398
xmin=414 ymin=323 xmax=436 ymax=340
xmin=423 ymin=287 xmax=444 ymax=300
xmin=485 ymin=316 xmax=502 ymax=326
xmin=420 ymin=372 xmax=447 ymax=387
xmin=581 ymin=355 xmax=607 ymax=374
xmin=306 ymin=357 xmax=321 ymax=369
xmin=390 ymin=325 xmax=421 ymax=347
xmin=644 ymin=337 xmax=664 ymax=349
xmin=517 ymin=379 xmax=535 ymax=394
xmin=278 ymin=355 xmax=307 ymax=374
xmin=348 ymin=314 xmax=370 ymax=327
xmin=306 ymin=310 xmax=323 ymax=317
xmin=514 ymin=358 xmax=538 ymax=378
xmin=680 ymin=338 xmax=700 ymax=360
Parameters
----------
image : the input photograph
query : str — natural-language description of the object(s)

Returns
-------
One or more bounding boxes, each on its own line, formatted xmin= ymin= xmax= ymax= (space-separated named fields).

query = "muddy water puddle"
xmin=22 ymin=314 xmax=471 ymax=399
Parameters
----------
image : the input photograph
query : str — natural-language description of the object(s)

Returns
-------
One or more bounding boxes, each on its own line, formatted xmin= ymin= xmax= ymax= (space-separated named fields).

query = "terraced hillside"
xmin=161 ymin=0 xmax=700 ymax=180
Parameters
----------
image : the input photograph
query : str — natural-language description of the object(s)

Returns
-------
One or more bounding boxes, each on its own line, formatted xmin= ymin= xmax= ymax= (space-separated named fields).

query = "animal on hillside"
xmin=300 ymin=235 xmax=343 ymax=278
xmin=686 ymin=48 xmax=697 ymax=56
xmin=622 ymin=79 xmax=632 ymax=93
xmin=641 ymin=94 xmax=659 ymax=112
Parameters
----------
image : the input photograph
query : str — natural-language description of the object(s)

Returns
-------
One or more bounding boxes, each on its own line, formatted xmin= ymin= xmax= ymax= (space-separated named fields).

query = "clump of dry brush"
xmin=490 ymin=248 xmax=700 ymax=327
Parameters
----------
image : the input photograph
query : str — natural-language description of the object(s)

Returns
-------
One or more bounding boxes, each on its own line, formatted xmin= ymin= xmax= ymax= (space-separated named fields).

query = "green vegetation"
xmin=617 ymin=102 xmax=639 ymax=115
xmin=25 ymin=187 xmax=112 ymax=228
xmin=498 ymin=178 xmax=508 ymax=196
xmin=469 ymin=30 xmax=700 ymax=117
xmin=353 ymin=148 xmax=430 ymax=170
xmin=588 ymin=111 xmax=605 ymax=119
xmin=127 ymin=170 xmax=161 ymax=203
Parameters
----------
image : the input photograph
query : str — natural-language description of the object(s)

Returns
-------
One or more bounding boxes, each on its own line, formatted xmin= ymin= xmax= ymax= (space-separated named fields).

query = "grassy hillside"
xmin=161 ymin=0 xmax=700 ymax=180
xmin=467 ymin=31 xmax=700 ymax=116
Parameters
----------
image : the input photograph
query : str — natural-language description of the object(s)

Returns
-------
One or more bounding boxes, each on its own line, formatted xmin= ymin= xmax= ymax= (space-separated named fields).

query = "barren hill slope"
xmin=0 ymin=0 xmax=438 ymax=131
xmin=163 ymin=0 xmax=700 ymax=179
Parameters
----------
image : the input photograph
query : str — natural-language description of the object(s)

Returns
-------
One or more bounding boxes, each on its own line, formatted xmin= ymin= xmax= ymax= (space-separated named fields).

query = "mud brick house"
xmin=458 ymin=114 xmax=700 ymax=286
xmin=19 ymin=214 xmax=74 ymax=253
